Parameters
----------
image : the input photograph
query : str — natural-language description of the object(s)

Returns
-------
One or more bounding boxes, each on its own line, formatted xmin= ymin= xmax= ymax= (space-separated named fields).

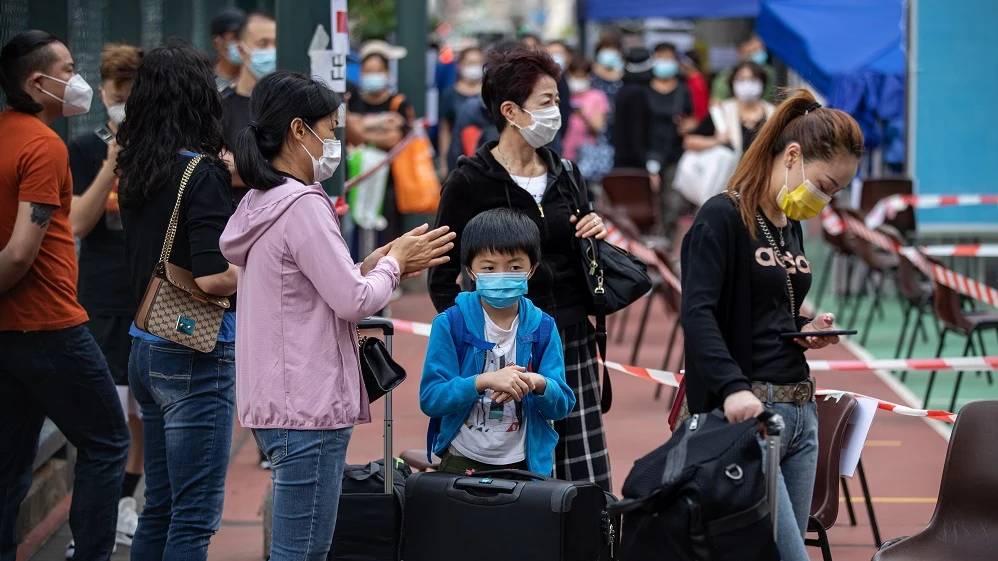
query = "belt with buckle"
xmin=752 ymin=378 xmax=815 ymax=406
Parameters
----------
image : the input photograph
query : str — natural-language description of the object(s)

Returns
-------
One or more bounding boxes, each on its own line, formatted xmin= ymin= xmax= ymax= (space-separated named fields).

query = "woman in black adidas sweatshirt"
xmin=428 ymin=45 xmax=612 ymax=492
xmin=680 ymin=89 xmax=862 ymax=560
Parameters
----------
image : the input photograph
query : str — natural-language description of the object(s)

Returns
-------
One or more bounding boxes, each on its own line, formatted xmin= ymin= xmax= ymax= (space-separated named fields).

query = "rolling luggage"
xmin=328 ymin=317 xmax=407 ymax=561
xmin=610 ymin=410 xmax=785 ymax=561
xmin=403 ymin=469 xmax=619 ymax=561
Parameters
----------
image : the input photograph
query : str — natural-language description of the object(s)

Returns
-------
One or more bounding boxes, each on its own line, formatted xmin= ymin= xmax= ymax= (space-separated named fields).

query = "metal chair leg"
xmin=630 ymin=291 xmax=655 ymax=365
xmin=860 ymin=272 xmax=886 ymax=346
xmin=948 ymin=335 xmax=975 ymax=412
xmin=813 ymin=250 xmax=836 ymax=311
xmin=841 ymin=476 xmax=857 ymax=526
xmin=858 ymin=459 xmax=883 ymax=547
xmin=923 ymin=328 xmax=948 ymax=408
xmin=847 ymin=271 xmax=870 ymax=329
xmin=614 ymin=306 xmax=631 ymax=344
xmin=976 ymin=330 xmax=993 ymax=385
xmin=894 ymin=301 xmax=913 ymax=359
xmin=653 ymin=316 xmax=682 ymax=401
xmin=805 ymin=519 xmax=834 ymax=561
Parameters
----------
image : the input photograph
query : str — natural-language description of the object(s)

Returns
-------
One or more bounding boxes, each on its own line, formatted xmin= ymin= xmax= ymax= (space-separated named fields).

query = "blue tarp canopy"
xmin=580 ymin=0 xmax=760 ymax=21
xmin=757 ymin=0 xmax=906 ymax=155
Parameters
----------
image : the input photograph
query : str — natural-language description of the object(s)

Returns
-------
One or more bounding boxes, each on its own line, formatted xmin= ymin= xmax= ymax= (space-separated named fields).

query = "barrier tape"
xmin=599 ymin=361 xmax=960 ymax=423
xmin=837 ymin=213 xmax=998 ymax=308
xmin=920 ymin=244 xmax=998 ymax=258
xmin=342 ymin=125 xmax=421 ymax=190
xmin=604 ymin=223 xmax=683 ymax=293
xmin=865 ymin=194 xmax=998 ymax=229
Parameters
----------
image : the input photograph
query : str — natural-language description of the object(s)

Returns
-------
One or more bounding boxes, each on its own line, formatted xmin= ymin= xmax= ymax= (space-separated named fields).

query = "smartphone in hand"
xmin=95 ymin=125 xmax=114 ymax=145
xmin=779 ymin=329 xmax=857 ymax=340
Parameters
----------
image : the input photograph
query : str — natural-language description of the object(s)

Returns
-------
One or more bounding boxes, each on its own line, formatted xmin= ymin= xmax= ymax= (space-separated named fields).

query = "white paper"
xmin=310 ymin=49 xmax=334 ymax=89
xmin=330 ymin=0 xmax=349 ymax=93
xmin=838 ymin=396 xmax=878 ymax=477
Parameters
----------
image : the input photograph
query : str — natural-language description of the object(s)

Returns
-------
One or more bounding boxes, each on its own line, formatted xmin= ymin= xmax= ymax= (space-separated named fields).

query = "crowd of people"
xmin=0 ymin=7 xmax=863 ymax=561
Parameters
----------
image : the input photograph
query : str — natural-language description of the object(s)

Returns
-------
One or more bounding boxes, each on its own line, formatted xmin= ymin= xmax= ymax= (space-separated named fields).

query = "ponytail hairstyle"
xmin=727 ymin=88 xmax=864 ymax=237
xmin=234 ymin=70 xmax=341 ymax=190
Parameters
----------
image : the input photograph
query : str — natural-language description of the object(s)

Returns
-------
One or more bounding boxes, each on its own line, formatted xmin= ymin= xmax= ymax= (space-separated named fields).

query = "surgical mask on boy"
xmin=777 ymin=157 xmax=831 ymax=221
xmin=38 ymin=74 xmax=93 ymax=117
xmin=474 ymin=272 xmax=529 ymax=309
xmin=652 ymin=59 xmax=679 ymax=79
xmin=509 ymin=105 xmax=561 ymax=149
xmin=300 ymin=123 xmax=342 ymax=183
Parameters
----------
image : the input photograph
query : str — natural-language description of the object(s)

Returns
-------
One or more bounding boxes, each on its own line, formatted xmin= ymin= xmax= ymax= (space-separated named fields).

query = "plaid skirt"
xmin=553 ymin=321 xmax=612 ymax=492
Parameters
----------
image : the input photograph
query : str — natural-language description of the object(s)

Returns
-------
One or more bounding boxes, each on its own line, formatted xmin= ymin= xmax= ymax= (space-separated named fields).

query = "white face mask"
xmin=38 ymin=73 xmax=93 ymax=117
xmin=509 ymin=105 xmax=561 ymax=149
xmin=567 ymin=77 xmax=590 ymax=94
xmin=300 ymin=122 xmax=341 ymax=183
xmin=102 ymin=92 xmax=125 ymax=125
xmin=460 ymin=65 xmax=483 ymax=82
xmin=732 ymin=79 xmax=763 ymax=102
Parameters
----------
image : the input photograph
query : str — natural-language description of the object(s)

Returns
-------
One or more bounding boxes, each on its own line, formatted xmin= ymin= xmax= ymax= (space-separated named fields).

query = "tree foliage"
xmin=349 ymin=0 xmax=397 ymax=42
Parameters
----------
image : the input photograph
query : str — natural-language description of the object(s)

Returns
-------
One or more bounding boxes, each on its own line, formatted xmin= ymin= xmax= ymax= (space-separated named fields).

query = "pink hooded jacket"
xmin=220 ymin=178 xmax=400 ymax=430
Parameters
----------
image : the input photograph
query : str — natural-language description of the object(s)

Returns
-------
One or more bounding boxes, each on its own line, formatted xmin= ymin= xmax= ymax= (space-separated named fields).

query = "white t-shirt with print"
xmin=449 ymin=311 xmax=527 ymax=465
xmin=510 ymin=173 xmax=547 ymax=205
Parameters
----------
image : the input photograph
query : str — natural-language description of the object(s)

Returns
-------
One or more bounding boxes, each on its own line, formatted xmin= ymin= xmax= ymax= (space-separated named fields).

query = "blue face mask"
xmin=360 ymin=73 xmax=389 ymax=94
xmin=475 ymin=272 xmax=529 ymax=309
xmin=551 ymin=53 xmax=567 ymax=70
xmin=247 ymin=46 xmax=276 ymax=78
xmin=596 ymin=49 xmax=623 ymax=72
xmin=653 ymin=59 xmax=679 ymax=79
xmin=226 ymin=42 xmax=242 ymax=65
xmin=750 ymin=50 xmax=769 ymax=65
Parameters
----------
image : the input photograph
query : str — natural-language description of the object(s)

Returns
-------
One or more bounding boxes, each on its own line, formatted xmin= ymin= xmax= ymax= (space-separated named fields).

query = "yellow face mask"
xmin=776 ymin=157 xmax=831 ymax=221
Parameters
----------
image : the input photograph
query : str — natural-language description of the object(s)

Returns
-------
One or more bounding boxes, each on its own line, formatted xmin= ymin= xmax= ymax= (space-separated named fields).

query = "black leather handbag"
xmin=562 ymin=160 xmax=653 ymax=414
xmin=358 ymin=334 xmax=406 ymax=403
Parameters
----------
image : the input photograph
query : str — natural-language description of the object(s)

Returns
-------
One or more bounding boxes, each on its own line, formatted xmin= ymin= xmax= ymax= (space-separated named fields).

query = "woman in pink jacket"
xmin=219 ymin=71 xmax=454 ymax=561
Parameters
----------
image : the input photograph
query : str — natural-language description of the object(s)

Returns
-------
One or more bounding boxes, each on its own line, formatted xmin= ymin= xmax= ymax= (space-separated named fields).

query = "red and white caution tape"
xmin=599 ymin=362 xmax=960 ymax=423
xmin=807 ymin=356 xmax=998 ymax=372
xmin=920 ymin=244 xmax=998 ymax=258
xmin=821 ymin=207 xmax=846 ymax=236
xmin=604 ymin=223 xmax=682 ymax=293
xmin=834 ymin=212 xmax=998 ymax=308
xmin=865 ymin=194 xmax=998 ymax=229
xmin=815 ymin=389 xmax=957 ymax=423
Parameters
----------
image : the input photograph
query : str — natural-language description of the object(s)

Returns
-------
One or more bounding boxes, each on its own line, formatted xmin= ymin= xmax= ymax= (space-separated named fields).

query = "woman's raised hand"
xmin=387 ymin=223 xmax=456 ymax=277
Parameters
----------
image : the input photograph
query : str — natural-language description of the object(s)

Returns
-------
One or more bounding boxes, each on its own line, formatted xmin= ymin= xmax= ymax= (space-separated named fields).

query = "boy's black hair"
xmin=461 ymin=209 xmax=541 ymax=267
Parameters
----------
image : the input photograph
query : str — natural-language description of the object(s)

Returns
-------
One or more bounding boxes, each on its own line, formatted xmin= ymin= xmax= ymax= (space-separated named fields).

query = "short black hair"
xmin=653 ymin=42 xmax=677 ymax=56
xmin=0 ymin=30 xmax=61 ymax=114
xmin=211 ymin=7 xmax=246 ymax=38
xmin=239 ymin=12 xmax=276 ymax=39
xmin=461 ymin=209 xmax=541 ymax=267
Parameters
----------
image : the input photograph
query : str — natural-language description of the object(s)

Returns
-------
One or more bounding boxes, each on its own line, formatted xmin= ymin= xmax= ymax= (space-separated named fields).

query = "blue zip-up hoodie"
xmin=419 ymin=292 xmax=575 ymax=475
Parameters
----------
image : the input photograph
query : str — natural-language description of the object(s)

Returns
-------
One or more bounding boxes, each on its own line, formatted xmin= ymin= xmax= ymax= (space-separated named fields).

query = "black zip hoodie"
xmin=428 ymin=141 xmax=591 ymax=328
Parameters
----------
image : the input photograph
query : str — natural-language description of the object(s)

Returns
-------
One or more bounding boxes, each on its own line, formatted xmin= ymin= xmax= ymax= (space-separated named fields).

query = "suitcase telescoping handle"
xmin=757 ymin=410 xmax=785 ymax=541
xmin=358 ymin=317 xmax=395 ymax=496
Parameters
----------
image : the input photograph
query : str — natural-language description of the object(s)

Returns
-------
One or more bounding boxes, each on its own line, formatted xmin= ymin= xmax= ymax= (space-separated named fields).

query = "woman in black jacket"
xmin=680 ymin=89 xmax=863 ymax=560
xmin=429 ymin=45 xmax=611 ymax=491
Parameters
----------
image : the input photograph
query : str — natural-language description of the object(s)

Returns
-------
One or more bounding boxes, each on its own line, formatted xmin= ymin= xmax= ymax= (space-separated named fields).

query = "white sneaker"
xmin=65 ymin=539 xmax=117 ymax=559
xmin=116 ymin=496 xmax=139 ymax=547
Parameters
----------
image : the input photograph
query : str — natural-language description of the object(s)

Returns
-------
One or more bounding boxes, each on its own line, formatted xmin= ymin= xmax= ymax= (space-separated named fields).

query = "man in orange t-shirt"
xmin=0 ymin=30 xmax=128 ymax=561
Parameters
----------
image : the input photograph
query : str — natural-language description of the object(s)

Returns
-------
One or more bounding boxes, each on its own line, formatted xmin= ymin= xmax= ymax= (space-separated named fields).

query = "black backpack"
xmin=610 ymin=410 xmax=780 ymax=561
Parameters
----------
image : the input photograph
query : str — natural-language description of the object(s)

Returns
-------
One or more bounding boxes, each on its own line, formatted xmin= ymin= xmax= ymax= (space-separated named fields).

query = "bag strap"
xmin=159 ymin=155 xmax=204 ymax=264
xmin=389 ymin=94 xmax=405 ymax=113
xmin=561 ymin=159 xmax=612 ymax=414
xmin=529 ymin=314 xmax=554 ymax=372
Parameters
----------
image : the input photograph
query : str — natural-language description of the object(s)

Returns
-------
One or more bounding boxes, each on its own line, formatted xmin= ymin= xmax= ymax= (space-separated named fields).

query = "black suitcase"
xmin=404 ymin=469 xmax=618 ymax=561
xmin=611 ymin=410 xmax=785 ymax=561
xmin=329 ymin=318 xmax=407 ymax=561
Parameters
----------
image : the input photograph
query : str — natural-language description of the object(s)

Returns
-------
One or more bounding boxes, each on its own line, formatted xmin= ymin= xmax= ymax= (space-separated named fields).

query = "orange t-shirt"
xmin=0 ymin=109 xmax=87 ymax=331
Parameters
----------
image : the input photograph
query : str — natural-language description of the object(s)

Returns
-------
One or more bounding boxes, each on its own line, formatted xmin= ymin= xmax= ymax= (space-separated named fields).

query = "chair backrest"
xmin=810 ymin=393 xmax=858 ymax=529
xmin=822 ymin=200 xmax=857 ymax=255
xmin=836 ymin=207 xmax=897 ymax=271
xmin=881 ymin=226 xmax=932 ymax=303
xmin=602 ymin=168 xmax=658 ymax=234
xmin=859 ymin=177 xmax=916 ymax=236
xmin=927 ymin=255 xmax=970 ymax=333
xmin=652 ymin=246 xmax=682 ymax=315
xmin=925 ymin=401 xmax=998 ymax=529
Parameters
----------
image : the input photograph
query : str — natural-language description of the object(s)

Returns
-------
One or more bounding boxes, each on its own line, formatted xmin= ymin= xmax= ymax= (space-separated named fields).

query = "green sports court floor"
xmin=803 ymin=233 xmax=998 ymax=414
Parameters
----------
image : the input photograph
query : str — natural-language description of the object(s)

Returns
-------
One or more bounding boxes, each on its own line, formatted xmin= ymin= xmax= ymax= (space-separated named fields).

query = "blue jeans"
xmin=0 ymin=326 xmax=130 ymax=561
xmin=254 ymin=427 xmax=353 ymax=561
xmin=128 ymin=339 xmax=235 ymax=561
xmin=759 ymin=401 xmax=819 ymax=561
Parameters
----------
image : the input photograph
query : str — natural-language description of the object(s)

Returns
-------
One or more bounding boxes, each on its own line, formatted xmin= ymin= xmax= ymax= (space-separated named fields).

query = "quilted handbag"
xmin=134 ymin=155 xmax=230 ymax=353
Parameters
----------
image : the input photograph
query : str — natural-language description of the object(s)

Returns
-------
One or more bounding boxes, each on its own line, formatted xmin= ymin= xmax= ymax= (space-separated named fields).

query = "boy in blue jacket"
xmin=420 ymin=209 xmax=575 ymax=476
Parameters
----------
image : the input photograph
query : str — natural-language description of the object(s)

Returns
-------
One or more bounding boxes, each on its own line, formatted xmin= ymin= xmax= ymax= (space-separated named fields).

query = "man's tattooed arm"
xmin=30 ymin=202 xmax=56 ymax=228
